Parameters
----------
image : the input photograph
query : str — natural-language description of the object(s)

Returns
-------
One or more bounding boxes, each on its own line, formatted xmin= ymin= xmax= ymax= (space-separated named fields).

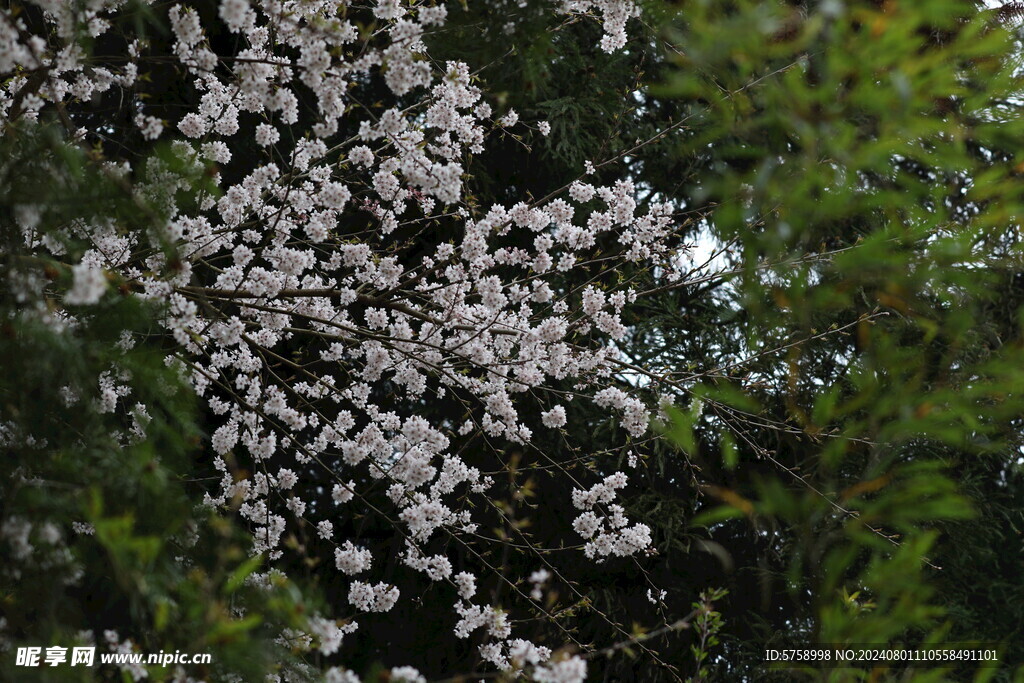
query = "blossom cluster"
xmin=0 ymin=0 xmax=686 ymax=679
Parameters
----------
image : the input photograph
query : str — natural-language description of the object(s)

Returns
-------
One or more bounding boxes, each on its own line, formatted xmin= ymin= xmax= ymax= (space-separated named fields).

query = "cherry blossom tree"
xmin=0 ymin=1 xmax=698 ymax=680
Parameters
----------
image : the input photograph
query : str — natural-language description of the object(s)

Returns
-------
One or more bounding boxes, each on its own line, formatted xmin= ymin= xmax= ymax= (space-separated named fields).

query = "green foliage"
xmin=689 ymin=588 xmax=728 ymax=683
xmin=0 ymin=124 xmax=310 ymax=681
xmin=649 ymin=0 xmax=1024 ymax=680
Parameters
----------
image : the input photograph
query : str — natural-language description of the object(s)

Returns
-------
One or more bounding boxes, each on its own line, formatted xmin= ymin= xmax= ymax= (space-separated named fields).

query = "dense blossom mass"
xmin=0 ymin=0 xmax=702 ymax=679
